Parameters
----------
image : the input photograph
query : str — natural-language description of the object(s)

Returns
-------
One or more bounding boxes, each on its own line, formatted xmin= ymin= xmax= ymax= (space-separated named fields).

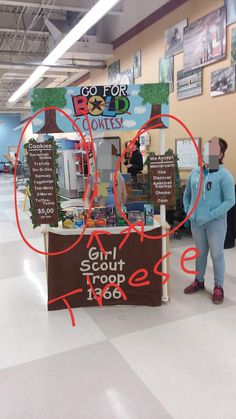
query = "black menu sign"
xmin=27 ymin=142 xmax=58 ymax=225
xmin=150 ymin=154 xmax=176 ymax=206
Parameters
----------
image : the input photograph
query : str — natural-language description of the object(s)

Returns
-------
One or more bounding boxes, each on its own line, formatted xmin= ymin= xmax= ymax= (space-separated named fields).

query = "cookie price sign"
xmin=27 ymin=141 xmax=58 ymax=225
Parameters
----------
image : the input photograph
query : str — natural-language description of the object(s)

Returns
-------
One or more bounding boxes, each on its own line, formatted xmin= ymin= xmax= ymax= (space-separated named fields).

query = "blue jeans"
xmin=191 ymin=218 xmax=227 ymax=288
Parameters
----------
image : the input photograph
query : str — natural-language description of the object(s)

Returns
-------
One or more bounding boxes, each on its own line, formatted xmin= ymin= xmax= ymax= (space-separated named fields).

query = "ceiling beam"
xmin=0 ymin=0 xmax=123 ymax=15
xmin=0 ymin=28 xmax=49 ymax=37
xmin=0 ymin=72 xmax=71 ymax=79
xmin=0 ymin=51 xmax=106 ymax=63
xmin=0 ymin=62 xmax=106 ymax=71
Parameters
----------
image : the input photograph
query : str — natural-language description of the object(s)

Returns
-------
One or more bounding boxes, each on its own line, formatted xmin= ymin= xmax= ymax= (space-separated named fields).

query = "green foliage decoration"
xmin=138 ymin=83 xmax=169 ymax=105
xmin=31 ymin=88 xmax=67 ymax=112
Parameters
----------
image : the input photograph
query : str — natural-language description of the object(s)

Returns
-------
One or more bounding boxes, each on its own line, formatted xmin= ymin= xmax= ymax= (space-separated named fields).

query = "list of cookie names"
xmin=28 ymin=143 xmax=59 ymax=225
xmin=150 ymin=154 xmax=176 ymax=206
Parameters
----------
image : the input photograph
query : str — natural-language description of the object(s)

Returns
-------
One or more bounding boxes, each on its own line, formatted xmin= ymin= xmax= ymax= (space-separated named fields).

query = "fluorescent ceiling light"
xmin=9 ymin=66 xmax=48 ymax=103
xmin=9 ymin=0 xmax=121 ymax=104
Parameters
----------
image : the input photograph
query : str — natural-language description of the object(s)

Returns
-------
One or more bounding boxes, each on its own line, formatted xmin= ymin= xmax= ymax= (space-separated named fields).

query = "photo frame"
xmin=225 ymin=0 xmax=236 ymax=25
xmin=211 ymin=66 xmax=236 ymax=97
xmin=165 ymin=19 xmax=187 ymax=57
xmin=231 ymin=27 xmax=236 ymax=65
xmin=108 ymin=60 xmax=121 ymax=84
xmin=177 ymin=68 xmax=203 ymax=100
xmin=183 ymin=7 xmax=226 ymax=72
xmin=159 ymin=56 xmax=174 ymax=93
xmin=117 ymin=68 xmax=134 ymax=84
xmin=133 ymin=50 xmax=141 ymax=79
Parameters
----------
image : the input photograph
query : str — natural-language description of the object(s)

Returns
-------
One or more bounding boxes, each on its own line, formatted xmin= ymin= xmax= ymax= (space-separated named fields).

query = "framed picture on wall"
xmin=183 ymin=6 xmax=226 ymax=72
xmin=165 ymin=19 xmax=188 ymax=58
xmin=108 ymin=60 xmax=120 ymax=84
xmin=211 ymin=66 xmax=236 ymax=97
xmin=175 ymin=138 xmax=201 ymax=170
xmin=231 ymin=27 xmax=236 ymax=65
xmin=117 ymin=68 xmax=134 ymax=84
xmin=133 ymin=50 xmax=141 ymax=79
xmin=159 ymin=56 xmax=174 ymax=93
xmin=177 ymin=68 xmax=203 ymax=100
xmin=225 ymin=0 xmax=236 ymax=25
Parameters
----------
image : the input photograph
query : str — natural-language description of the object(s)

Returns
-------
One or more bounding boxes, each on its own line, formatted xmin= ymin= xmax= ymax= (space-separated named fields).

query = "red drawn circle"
xmin=113 ymin=113 xmax=203 ymax=240
xmin=15 ymin=109 xmax=203 ymax=252
xmin=14 ymin=107 xmax=98 ymax=257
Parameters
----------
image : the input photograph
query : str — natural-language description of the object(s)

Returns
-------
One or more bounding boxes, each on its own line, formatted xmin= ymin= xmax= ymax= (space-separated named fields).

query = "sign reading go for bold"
xmin=30 ymin=83 xmax=169 ymax=134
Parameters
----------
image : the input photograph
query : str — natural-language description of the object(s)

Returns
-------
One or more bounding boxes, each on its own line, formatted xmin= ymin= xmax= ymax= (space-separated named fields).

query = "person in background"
xmin=84 ymin=170 xmax=127 ymax=208
xmin=183 ymin=137 xmax=235 ymax=304
xmin=125 ymin=140 xmax=143 ymax=182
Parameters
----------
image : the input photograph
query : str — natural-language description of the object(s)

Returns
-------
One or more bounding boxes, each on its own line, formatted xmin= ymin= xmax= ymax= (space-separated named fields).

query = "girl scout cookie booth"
xmin=27 ymin=83 xmax=173 ymax=310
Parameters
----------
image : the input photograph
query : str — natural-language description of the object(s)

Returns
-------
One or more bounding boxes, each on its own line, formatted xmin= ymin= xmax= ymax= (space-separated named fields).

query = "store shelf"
xmin=75 ymin=150 xmax=87 ymax=154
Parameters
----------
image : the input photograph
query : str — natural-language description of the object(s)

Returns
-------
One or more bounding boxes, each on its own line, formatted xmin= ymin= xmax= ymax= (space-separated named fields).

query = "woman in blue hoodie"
xmin=183 ymin=138 xmax=235 ymax=304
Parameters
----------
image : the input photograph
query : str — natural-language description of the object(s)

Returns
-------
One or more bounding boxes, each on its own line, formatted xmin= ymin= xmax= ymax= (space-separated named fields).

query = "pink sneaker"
xmin=184 ymin=279 xmax=205 ymax=294
xmin=212 ymin=286 xmax=224 ymax=304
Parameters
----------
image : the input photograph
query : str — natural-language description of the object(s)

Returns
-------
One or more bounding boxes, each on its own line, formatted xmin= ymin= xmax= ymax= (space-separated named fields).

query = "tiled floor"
xmin=0 ymin=173 xmax=236 ymax=419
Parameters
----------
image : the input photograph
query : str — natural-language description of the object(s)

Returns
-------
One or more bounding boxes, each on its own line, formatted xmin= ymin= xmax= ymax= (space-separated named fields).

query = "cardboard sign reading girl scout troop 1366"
xmin=150 ymin=154 xmax=176 ymax=206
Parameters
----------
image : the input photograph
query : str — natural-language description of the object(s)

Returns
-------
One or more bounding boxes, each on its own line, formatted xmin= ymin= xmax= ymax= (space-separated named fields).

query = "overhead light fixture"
xmin=9 ymin=0 xmax=121 ymax=104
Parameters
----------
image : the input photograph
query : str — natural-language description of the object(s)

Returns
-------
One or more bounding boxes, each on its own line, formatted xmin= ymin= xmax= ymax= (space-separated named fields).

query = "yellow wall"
xmin=87 ymin=0 xmax=236 ymax=181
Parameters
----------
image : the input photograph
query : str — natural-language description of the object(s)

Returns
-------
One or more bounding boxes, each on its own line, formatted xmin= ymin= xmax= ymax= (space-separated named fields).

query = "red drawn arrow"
xmin=86 ymin=230 xmax=112 ymax=255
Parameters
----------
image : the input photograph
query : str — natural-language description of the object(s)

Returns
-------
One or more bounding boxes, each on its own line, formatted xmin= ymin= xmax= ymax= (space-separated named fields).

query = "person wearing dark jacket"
xmin=125 ymin=140 xmax=143 ymax=181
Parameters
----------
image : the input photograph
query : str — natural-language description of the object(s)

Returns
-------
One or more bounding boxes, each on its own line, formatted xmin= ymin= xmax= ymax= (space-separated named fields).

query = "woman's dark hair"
xmin=219 ymin=138 xmax=228 ymax=163
xmin=135 ymin=140 xmax=140 ymax=148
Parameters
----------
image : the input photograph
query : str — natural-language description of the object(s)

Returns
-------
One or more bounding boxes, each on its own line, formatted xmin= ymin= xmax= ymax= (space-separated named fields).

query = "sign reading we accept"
xmin=30 ymin=83 xmax=169 ymax=134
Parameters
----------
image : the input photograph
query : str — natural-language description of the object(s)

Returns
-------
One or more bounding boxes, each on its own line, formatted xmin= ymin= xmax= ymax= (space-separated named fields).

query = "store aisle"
xmin=0 ymin=173 xmax=236 ymax=419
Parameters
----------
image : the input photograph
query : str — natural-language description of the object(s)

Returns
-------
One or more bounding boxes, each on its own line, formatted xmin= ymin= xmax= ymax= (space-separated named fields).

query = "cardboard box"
xmin=128 ymin=210 xmax=145 ymax=224
xmin=73 ymin=207 xmax=85 ymax=228
xmin=106 ymin=207 xmax=116 ymax=227
xmin=116 ymin=206 xmax=128 ymax=226
xmin=62 ymin=208 xmax=74 ymax=229
xmin=93 ymin=207 xmax=107 ymax=228
xmin=144 ymin=204 xmax=154 ymax=226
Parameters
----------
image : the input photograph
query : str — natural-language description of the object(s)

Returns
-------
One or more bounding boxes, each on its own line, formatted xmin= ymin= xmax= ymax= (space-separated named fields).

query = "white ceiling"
xmin=102 ymin=0 xmax=168 ymax=42
xmin=0 ymin=0 xmax=169 ymax=114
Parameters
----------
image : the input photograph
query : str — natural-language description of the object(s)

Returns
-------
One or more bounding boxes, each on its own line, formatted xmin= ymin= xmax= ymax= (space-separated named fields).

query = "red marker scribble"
xmin=180 ymin=247 xmax=200 ymax=276
xmin=128 ymin=269 xmax=150 ymax=287
xmin=62 ymin=299 xmax=76 ymax=328
xmin=14 ymin=108 xmax=97 ymax=257
xmin=13 ymin=106 xmax=204 ymax=326
xmin=86 ymin=230 xmax=112 ymax=255
xmin=113 ymin=113 xmax=204 ymax=241
xmin=48 ymin=288 xmax=83 ymax=327
xmin=86 ymin=275 xmax=127 ymax=306
xmin=47 ymin=245 xmax=200 ymax=326
xmin=153 ymin=252 xmax=172 ymax=285
xmin=118 ymin=221 xmax=145 ymax=250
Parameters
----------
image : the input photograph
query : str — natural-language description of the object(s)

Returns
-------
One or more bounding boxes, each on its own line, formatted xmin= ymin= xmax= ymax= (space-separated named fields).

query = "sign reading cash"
xmin=150 ymin=154 xmax=176 ymax=206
